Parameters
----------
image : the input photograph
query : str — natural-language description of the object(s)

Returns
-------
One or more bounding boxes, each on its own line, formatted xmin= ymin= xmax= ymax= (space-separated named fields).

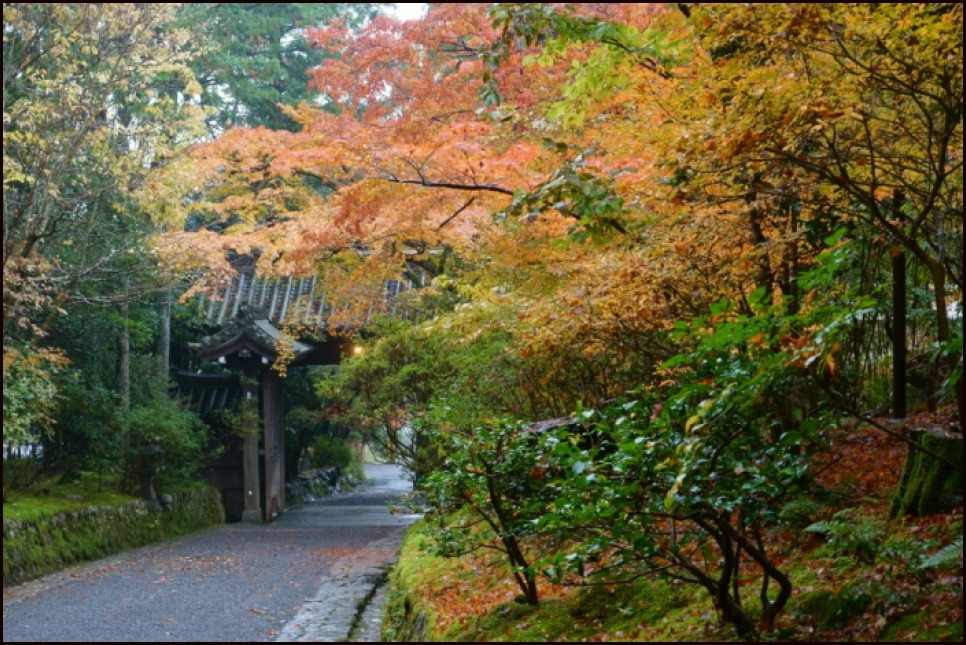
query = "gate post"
xmin=241 ymin=381 xmax=262 ymax=523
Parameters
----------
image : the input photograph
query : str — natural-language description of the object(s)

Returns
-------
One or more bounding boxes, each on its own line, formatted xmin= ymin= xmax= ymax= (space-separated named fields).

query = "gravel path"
xmin=2 ymin=463 xmax=418 ymax=643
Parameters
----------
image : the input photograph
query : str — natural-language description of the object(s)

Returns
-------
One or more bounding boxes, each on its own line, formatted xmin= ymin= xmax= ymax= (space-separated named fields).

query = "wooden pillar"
xmin=263 ymin=369 xmax=285 ymax=521
xmin=241 ymin=379 xmax=262 ymax=523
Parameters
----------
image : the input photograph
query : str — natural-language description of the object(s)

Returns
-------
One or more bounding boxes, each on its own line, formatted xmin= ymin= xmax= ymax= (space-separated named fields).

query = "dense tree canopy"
xmin=3 ymin=3 xmax=207 ymax=445
xmin=174 ymin=3 xmax=387 ymax=132
xmin=3 ymin=3 xmax=205 ymax=336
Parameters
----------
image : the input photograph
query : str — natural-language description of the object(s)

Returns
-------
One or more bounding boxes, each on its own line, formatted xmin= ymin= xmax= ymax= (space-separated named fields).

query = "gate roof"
xmin=193 ymin=304 xmax=312 ymax=364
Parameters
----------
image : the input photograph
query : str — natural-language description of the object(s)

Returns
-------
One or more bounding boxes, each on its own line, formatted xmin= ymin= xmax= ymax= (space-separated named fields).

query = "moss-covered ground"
xmin=383 ymin=425 xmax=963 ymax=642
xmin=3 ymin=471 xmax=138 ymax=522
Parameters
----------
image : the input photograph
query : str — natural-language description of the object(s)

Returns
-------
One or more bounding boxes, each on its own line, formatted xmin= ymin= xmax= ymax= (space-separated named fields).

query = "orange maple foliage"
xmin=151 ymin=3 xmax=960 ymax=427
xmin=150 ymin=4 xmax=684 ymax=335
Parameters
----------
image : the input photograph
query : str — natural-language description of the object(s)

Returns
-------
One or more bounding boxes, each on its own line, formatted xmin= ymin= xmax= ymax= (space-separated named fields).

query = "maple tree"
xmin=149 ymin=5 xmax=656 ymax=305
xmin=485 ymin=2 xmax=962 ymax=409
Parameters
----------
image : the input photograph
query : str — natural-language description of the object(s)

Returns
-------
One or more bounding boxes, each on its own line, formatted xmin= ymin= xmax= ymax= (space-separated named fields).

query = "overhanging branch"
xmin=388 ymin=177 xmax=514 ymax=196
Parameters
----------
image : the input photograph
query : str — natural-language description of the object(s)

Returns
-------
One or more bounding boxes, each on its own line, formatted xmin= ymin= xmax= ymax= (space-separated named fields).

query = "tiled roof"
xmin=170 ymin=370 xmax=241 ymax=414
xmin=195 ymin=274 xmax=423 ymax=329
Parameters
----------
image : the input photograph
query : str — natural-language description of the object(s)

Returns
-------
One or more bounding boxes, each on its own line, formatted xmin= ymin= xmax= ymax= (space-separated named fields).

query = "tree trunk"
xmin=118 ymin=295 xmax=130 ymax=411
xmin=891 ymin=426 xmax=964 ymax=517
xmin=925 ymin=258 xmax=964 ymax=426
xmin=892 ymin=247 xmax=907 ymax=419
xmin=748 ymin=205 xmax=773 ymax=305
xmin=891 ymin=191 xmax=907 ymax=419
xmin=158 ymin=286 xmax=171 ymax=378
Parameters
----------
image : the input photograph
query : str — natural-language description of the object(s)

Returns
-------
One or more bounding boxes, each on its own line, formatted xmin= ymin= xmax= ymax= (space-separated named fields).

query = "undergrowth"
xmin=383 ymin=427 xmax=963 ymax=642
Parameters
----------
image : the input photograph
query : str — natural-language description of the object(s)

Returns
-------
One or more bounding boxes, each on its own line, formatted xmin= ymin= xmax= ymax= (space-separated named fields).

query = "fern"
xmin=804 ymin=511 xmax=882 ymax=562
xmin=917 ymin=536 xmax=964 ymax=570
xmin=803 ymin=520 xmax=845 ymax=536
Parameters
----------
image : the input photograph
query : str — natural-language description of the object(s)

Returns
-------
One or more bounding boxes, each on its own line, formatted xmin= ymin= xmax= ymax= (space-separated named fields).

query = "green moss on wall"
xmin=3 ymin=486 xmax=224 ymax=586
xmin=381 ymin=521 xmax=439 ymax=642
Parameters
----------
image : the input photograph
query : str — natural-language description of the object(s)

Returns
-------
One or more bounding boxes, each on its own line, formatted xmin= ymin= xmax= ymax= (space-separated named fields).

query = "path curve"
xmin=3 ymin=463 xmax=418 ymax=643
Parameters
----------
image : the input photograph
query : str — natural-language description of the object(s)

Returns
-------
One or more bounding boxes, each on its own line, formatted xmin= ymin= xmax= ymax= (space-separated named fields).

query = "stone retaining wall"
xmin=3 ymin=486 xmax=224 ymax=587
xmin=285 ymin=467 xmax=365 ymax=505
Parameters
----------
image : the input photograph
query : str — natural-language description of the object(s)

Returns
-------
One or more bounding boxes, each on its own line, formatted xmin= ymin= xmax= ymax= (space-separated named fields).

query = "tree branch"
xmin=436 ymin=198 xmax=477 ymax=231
xmin=387 ymin=177 xmax=515 ymax=195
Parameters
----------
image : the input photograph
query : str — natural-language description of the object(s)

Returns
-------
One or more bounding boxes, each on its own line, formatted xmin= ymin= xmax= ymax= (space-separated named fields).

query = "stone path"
xmin=274 ymin=532 xmax=400 ymax=642
xmin=2 ymin=463 xmax=419 ymax=643
xmin=274 ymin=463 xmax=419 ymax=642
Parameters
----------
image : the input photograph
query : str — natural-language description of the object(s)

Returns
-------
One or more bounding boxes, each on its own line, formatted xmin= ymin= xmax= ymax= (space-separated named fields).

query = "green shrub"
xmin=47 ymin=376 xmax=123 ymax=481
xmin=124 ymin=398 xmax=208 ymax=492
xmin=421 ymin=420 xmax=553 ymax=606
xmin=1 ymin=455 xmax=42 ymax=503
xmin=308 ymin=436 xmax=355 ymax=470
